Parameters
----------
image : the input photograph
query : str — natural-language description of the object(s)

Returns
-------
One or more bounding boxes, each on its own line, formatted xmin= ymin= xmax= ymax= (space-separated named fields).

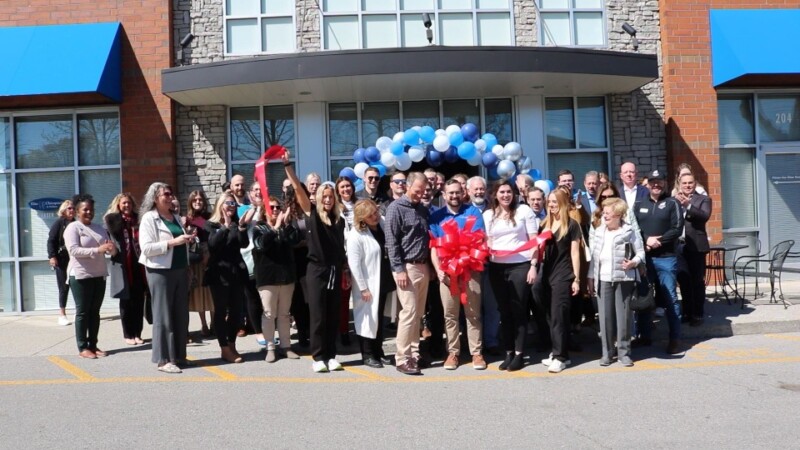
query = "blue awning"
xmin=0 ymin=22 xmax=122 ymax=102
xmin=710 ymin=9 xmax=800 ymax=87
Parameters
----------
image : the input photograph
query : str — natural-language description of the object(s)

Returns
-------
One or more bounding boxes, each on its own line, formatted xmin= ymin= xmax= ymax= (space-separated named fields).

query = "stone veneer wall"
xmin=173 ymin=0 xmax=665 ymax=201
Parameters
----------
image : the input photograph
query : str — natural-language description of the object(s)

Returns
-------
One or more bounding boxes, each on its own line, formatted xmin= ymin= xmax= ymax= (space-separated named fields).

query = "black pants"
xmin=529 ymin=278 xmax=553 ymax=349
xmin=307 ymin=263 xmax=342 ymax=362
xmin=55 ymin=264 xmax=69 ymax=309
xmin=209 ymin=284 xmax=244 ymax=347
xmin=359 ymin=288 xmax=389 ymax=360
xmin=119 ymin=277 xmax=146 ymax=339
xmin=423 ymin=278 xmax=445 ymax=356
xmin=541 ymin=278 xmax=572 ymax=362
xmin=488 ymin=262 xmax=530 ymax=353
xmin=683 ymin=250 xmax=708 ymax=319
xmin=243 ymin=278 xmax=263 ymax=334
xmin=291 ymin=276 xmax=310 ymax=342
xmin=69 ymin=276 xmax=105 ymax=351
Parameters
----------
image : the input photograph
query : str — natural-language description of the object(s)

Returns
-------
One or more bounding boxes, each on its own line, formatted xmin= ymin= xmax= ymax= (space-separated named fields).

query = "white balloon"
xmin=380 ymin=152 xmax=396 ymax=168
xmin=354 ymin=162 xmax=370 ymax=179
xmin=412 ymin=125 xmax=422 ymax=132
xmin=467 ymin=153 xmax=482 ymax=166
xmin=497 ymin=160 xmax=517 ymax=178
xmin=433 ymin=135 xmax=450 ymax=152
xmin=392 ymin=131 xmax=405 ymax=143
xmin=445 ymin=124 xmax=461 ymax=136
xmin=534 ymin=179 xmax=551 ymax=196
xmin=492 ymin=144 xmax=505 ymax=158
xmin=395 ymin=152 xmax=412 ymax=171
xmin=376 ymin=136 xmax=393 ymax=153
xmin=503 ymin=142 xmax=523 ymax=162
xmin=474 ymin=139 xmax=487 ymax=153
xmin=408 ymin=146 xmax=426 ymax=162
xmin=435 ymin=129 xmax=447 ymax=136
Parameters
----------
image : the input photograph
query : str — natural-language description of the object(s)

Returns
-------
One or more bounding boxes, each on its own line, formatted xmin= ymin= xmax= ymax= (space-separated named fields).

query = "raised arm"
xmin=282 ymin=151 xmax=311 ymax=216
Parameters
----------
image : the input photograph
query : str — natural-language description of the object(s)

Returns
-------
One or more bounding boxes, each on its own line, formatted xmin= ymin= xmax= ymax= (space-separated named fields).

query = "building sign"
xmin=28 ymin=198 xmax=64 ymax=211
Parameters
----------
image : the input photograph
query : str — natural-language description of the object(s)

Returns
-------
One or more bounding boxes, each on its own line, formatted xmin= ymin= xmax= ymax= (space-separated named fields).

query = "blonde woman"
xmin=283 ymin=152 xmax=347 ymax=373
xmin=539 ymin=188 xmax=582 ymax=373
xmin=138 ymin=182 xmax=193 ymax=374
xmin=47 ymin=199 xmax=75 ymax=325
xmin=347 ymin=199 xmax=394 ymax=368
xmin=204 ymin=192 xmax=250 ymax=364
xmin=104 ymin=193 xmax=147 ymax=345
xmin=587 ymin=198 xmax=645 ymax=367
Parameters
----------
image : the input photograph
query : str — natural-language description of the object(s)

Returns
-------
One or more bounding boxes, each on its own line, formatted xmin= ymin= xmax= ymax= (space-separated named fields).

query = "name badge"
xmin=639 ymin=208 xmax=649 ymax=213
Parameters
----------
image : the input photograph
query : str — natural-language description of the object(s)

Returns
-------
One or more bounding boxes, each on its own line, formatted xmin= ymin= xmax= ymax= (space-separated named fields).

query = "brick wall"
xmin=660 ymin=1 xmax=800 ymax=241
xmin=1 ymin=1 xmax=175 ymax=202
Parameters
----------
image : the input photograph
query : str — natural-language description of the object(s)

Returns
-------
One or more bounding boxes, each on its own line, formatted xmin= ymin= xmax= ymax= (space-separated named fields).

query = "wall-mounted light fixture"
xmin=177 ymin=32 xmax=195 ymax=66
xmin=622 ymin=23 xmax=638 ymax=51
xmin=422 ymin=13 xmax=433 ymax=45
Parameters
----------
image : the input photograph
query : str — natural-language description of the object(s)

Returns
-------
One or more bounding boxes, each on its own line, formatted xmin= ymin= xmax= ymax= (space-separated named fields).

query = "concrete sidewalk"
xmin=1 ymin=279 xmax=799 ymax=359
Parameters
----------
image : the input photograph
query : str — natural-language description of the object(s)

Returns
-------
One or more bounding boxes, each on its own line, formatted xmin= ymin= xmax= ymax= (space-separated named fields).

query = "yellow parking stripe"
xmin=765 ymin=334 xmax=800 ymax=342
xmin=343 ymin=365 xmax=392 ymax=381
xmin=47 ymin=356 xmax=96 ymax=381
xmin=187 ymin=357 xmax=239 ymax=381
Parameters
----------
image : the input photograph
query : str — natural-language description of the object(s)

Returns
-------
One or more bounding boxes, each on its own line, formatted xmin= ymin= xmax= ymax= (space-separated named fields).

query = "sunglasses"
xmin=269 ymin=205 xmax=281 ymax=210
xmin=392 ymin=179 xmax=407 ymax=185
xmin=224 ymin=200 xmax=236 ymax=207
xmin=367 ymin=176 xmax=380 ymax=181
xmin=599 ymin=195 xmax=615 ymax=201
xmin=161 ymin=192 xmax=174 ymax=198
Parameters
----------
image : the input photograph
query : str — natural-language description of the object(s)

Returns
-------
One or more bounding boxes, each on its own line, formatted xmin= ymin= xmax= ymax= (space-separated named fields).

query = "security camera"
xmin=180 ymin=33 xmax=195 ymax=48
xmin=622 ymin=23 xmax=636 ymax=36
xmin=422 ymin=13 xmax=432 ymax=29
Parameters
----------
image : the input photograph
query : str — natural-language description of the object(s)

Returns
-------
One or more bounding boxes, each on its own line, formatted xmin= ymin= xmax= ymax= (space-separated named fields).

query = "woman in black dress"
xmin=47 ymin=200 xmax=75 ymax=326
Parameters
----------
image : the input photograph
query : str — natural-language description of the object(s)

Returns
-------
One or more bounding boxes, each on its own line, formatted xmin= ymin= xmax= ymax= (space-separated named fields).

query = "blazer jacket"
xmin=683 ymin=193 xmax=712 ymax=254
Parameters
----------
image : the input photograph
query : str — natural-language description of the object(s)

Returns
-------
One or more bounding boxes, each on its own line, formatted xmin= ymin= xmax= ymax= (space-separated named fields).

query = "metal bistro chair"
xmin=705 ymin=234 xmax=759 ymax=303
xmin=732 ymin=240 xmax=795 ymax=309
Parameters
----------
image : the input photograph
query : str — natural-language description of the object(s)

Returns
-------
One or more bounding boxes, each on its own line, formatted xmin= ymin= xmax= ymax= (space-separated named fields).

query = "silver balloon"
xmin=517 ymin=156 xmax=532 ymax=174
xmin=503 ymin=142 xmax=522 ymax=162
xmin=497 ymin=160 xmax=516 ymax=179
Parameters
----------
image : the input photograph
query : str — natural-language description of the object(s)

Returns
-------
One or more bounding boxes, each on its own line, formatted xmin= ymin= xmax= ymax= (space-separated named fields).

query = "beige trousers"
xmin=393 ymin=263 xmax=430 ymax=365
xmin=440 ymin=272 xmax=482 ymax=355
xmin=258 ymin=284 xmax=295 ymax=351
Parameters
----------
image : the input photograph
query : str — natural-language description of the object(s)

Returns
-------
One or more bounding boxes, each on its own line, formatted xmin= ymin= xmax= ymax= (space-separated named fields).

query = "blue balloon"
xmin=448 ymin=131 xmax=464 ymax=147
xmin=530 ymin=168 xmax=542 ymax=181
xmin=419 ymin=126 xmax=436 ymax=144
xmin=369 ymin=162 xmax=387 ymax=177
xmin=355 ymin=179 xmax=364 ymax=191
xmin=546 ymin=180 xmax=555 ymax=191
xmin=444 ymin=146 xmax=459 ymax=163
xmin=481 ymin=133 xmax=498 ymax=150
xmin=426 ymin=149 xmax=444 ymax=167
xmin=403 ymin=129 xmax=420 ymax=146
xmin=482 ymin=152 xmax=498 ymax=168
xmin=457 ymin=141 xmax=476 ymax=160
xmin=365 ymin=146 xmax=380 ymax=163
xmin=460 ymin=123 xmax=479 ymax=143
xmin=353 ymin=148 xmax=367 ymax=164
xmin=487 ymin=166 xmax=499 ymax=180
xmin=339 ymin=167 xmax=357 ymax=183
xmin=390 ymin=141 xmax=405 ymax=156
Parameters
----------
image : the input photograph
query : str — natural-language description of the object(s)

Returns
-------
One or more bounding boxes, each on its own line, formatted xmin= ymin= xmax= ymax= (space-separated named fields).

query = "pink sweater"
xmin=64 ymin=221 xmax=109 ymax=279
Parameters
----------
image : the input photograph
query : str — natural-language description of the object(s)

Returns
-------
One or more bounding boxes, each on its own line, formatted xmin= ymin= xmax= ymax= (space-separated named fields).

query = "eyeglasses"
xmin=392 ymin=179 xmax=407 ymax=185
xmin=367 ymin=176 xmax=380 ymax=181
xmin=269 ymin=205 xmax=281 ymax=210
xmin=224 ymin=201 xmax=237 ymax=207
xmin=598 ymin=195 xmax=615 ymax=201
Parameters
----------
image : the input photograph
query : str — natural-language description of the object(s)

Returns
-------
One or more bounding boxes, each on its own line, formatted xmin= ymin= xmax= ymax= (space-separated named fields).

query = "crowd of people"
xmin=47 ymin=154 xmax=711 ymax=375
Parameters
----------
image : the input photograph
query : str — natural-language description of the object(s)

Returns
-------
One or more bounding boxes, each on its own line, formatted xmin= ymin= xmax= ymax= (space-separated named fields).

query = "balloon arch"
xmin=338 ymin=123 xmax=554 ymax=195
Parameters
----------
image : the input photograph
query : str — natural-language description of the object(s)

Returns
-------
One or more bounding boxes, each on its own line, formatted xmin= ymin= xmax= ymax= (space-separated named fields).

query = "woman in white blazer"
xmin=346 ymin=199 xmax=395 ymax=368
xmin=138 ymin=182 xmax=194 ymax=374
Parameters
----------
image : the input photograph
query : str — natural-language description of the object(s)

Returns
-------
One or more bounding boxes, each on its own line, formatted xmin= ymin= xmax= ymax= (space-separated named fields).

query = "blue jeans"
xmin=481 ymin=270 xmax=500 ymax=348
xmin=636 ymin=255 xmax=681 ymax=340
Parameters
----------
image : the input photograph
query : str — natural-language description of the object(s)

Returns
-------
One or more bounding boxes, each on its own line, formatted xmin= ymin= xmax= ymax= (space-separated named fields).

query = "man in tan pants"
xmin=430 ymin=179 xmax=486 ymax=371
xmin=385 ymin=172 xmax=431 ymax=375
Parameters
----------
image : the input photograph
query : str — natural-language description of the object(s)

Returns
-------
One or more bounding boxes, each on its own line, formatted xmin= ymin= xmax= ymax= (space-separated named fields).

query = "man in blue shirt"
xmin=429 ymin=179 xmax=487 ymax=371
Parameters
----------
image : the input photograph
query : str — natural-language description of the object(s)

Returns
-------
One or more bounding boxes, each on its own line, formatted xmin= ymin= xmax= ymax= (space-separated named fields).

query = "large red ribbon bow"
xmin=490 ymin=229 xmax=553 ymax=264
xmin=430 ymin=216 xmax=490 ymax=305
xmin=253 ymin=145 xmax=287 ymax=218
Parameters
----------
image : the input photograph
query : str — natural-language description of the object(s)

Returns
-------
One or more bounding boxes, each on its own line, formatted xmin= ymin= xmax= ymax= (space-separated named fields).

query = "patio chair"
xmin=705 ymin=234 xmax=760 ymax=303
xmin=732 ymin=240 xmax=795 ymax=309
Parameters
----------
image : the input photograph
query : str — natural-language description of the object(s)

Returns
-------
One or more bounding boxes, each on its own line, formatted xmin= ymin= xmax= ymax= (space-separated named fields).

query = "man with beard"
xmin=467 ymin=176 xmax=488 ymax=212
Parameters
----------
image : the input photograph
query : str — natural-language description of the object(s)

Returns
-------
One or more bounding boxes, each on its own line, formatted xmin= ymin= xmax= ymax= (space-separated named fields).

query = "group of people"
xmin=47 ymin=153 xmax=711 ymax=375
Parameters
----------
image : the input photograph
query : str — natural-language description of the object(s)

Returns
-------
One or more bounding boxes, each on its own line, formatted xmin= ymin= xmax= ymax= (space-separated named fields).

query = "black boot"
xmin=508 ymin=353 xmax=525 ymax=371
xmin=499 ymin=352 xmax=514 ymax=370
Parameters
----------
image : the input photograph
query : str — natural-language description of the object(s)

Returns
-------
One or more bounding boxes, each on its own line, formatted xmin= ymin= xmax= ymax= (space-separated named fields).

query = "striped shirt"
xmin=384 ymin=195 xmax=430 ymax=273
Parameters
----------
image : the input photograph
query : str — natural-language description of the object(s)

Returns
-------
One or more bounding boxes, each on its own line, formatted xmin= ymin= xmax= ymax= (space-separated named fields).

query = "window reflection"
xmin=15 ymin=115 xmax=74 ymax=169
xmin=230 ymin=107 xmax=261 ymax=161
xmin=79 ymin=112 xmax=120 ymax=166
xmin=362 ymin=102 xmax=400 ymax=147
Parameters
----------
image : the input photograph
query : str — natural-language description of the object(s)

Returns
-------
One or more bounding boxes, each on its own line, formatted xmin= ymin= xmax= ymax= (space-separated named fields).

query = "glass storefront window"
xmin=546 ymin=98 xmax=576 ymax=149
xmin=720 ymin=147 xmax=757 ymax=229
xmin=15 ymin=115 xmax=74 ymax=169
xmin=22 ymin=260 xmax=88 ymax=312
xmin=403 ymin=101 xmax=440 ymax=129
xmin=0 ymin=118 xmax=9 ymax=169
xmin=577 ymin=97 xmax=606 ymax=148
xmin=0 ymin=262 xmax=16 ymax=312
xmin=224 ymin=0 xmax=295 ymax=55
xmin=230 ymin=107 xmax=262 ymax=162
xmin=718 ymin=94 xmax=755 ymax=146
xmin=17 ymin=171 xmax=73 ymax=258
xmin=80 ymin=169 xmax=121 ymax=216
xmin=329 ymin=103 xmax=359 ymax=158
xmin=0 ymin=173 xmax=12 ymax=258
xmin=78 ymin=112 xmax=121 ymax=166
xmin=757 ymin=94 xmax=800 ymax=143
xmin=547 ymin=152 xmax=608 ymax=185
xmin=485 ymin=98 xmax=513 ymax=145
xmin=264 ymin=105 xmax=295 ymax=153
xmin=443 ymin=99 xmax=480 ymax=128
xmin=362 ymin=102 xmax=400 ymax=147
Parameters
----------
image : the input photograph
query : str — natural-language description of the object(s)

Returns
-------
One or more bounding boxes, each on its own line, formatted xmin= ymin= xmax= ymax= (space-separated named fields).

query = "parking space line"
xmin=187 ymin=357 xmax=239 ymax=381
xmin=343 ymin=365 xmax=392 ymax=381
xmin=765 ymin=334 xmax=800 ymax=342
xmin=47 ymin=356 xmax=96 ymax=382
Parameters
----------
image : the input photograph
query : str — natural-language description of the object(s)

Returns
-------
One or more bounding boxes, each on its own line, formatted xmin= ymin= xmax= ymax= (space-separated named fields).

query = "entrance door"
xmin=760 ymin=145 xmax=800 ymax=267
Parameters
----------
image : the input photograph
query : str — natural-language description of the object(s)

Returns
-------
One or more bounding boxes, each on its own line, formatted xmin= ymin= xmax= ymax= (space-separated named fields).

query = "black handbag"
xmin=631 ymin=268 xmax=656 ymax=312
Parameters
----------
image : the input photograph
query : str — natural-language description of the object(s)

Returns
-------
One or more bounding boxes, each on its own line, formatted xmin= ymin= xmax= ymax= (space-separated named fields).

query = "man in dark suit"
xmin=577 ymin=170 xmax=599 ymax=240
xmin=618 ymin=162 xmax=649 ymax=209
xmin=674 ymin=172 xmax=712 ymax=326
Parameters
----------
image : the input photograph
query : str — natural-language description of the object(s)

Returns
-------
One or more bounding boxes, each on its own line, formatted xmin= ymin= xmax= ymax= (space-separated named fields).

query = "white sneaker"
xmin=327 ymin=359 xmax=343 ymax=371
xmin=57 ymin=315 xmax=71 ymax=326
xmin=312 ymin=361 xmax=329 ymax=373
xmin=548 ymin=359 xmax=568 ymax=373
xmin=542 ymin=353 xmax=571 ymax=367
xmin=655 ymin=307 xmax=665 ymax=317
